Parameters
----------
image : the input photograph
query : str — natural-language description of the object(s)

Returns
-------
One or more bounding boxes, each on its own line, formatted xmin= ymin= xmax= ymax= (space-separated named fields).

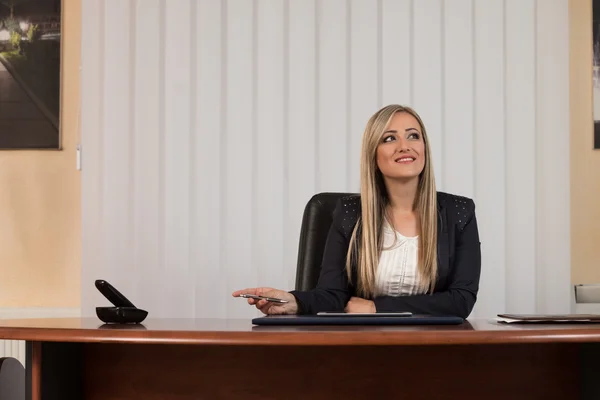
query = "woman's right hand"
xmin=232 ymin=287 xmax=298 ymax=315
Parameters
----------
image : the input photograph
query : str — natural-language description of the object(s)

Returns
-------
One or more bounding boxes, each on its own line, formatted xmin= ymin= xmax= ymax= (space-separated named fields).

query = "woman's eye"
xmin=383 ymin=135 xmax=395 ymax=143
xmin=408 ymin=133 xmax=420 ymax=140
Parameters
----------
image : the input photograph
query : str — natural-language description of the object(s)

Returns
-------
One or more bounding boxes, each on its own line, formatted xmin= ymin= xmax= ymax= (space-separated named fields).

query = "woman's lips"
xmin=395 ymin=156 xmax=415 ymax=164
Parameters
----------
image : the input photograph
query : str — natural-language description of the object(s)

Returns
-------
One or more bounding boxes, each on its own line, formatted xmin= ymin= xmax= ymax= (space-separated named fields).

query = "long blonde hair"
xmin=346 ymin=105 xmax=438 ymax=298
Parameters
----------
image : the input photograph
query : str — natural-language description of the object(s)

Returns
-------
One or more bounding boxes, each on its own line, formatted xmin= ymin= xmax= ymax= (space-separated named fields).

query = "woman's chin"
xmin=382 ymin=173 xmax=422 ymax=182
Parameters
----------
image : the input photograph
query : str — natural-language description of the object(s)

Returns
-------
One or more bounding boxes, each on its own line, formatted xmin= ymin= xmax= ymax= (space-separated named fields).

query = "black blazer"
xmin=290 ymin=192 xmax=482 ymax=318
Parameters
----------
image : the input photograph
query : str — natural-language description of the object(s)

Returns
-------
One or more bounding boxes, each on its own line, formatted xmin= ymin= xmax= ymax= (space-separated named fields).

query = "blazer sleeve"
xmin=288 ymin=200 xmax=352 ymax=314
xmin=372 ymin=200 xmax=481 ymax=319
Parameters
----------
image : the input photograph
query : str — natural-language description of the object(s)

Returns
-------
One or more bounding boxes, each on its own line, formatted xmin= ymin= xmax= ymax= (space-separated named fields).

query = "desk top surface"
xmin=0 ymin=318 xmax=600 ymax=346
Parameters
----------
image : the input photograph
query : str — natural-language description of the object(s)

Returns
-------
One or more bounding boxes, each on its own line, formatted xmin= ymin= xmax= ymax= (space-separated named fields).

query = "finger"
xmin=232 ymin=288 xmax=259 ymax=297
xmin=256 ymin=299 xmax=268 ymax=308
xmin=264 ymin=304 xmax=286 ymax=315
xmin=258 ymin=300 xmax=285 ymax=313
xmin=273 ymin=304 xmax=291 ymax=315
xmin=269 ymin=306 xmax=286 ymax=315
xmin=257 ymin=302 xmax=274 ymax=314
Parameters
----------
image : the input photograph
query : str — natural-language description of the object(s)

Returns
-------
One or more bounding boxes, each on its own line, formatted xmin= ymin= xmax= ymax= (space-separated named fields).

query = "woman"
xmin=233 ymin=105 xmax=481 ymax=318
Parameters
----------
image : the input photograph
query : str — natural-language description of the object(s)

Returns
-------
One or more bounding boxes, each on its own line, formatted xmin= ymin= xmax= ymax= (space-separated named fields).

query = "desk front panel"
xmin=28 ymin=341 xmax=588 ymax=400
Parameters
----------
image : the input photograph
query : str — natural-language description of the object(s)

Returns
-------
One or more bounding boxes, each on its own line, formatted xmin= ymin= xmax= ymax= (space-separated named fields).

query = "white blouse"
xmin=374 ymin=220 xmax=426 ymax=297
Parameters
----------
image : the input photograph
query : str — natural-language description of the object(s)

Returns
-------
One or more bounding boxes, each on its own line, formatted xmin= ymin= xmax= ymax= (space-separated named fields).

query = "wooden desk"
xmin=0 ymin=318 xmax=598 ymax=399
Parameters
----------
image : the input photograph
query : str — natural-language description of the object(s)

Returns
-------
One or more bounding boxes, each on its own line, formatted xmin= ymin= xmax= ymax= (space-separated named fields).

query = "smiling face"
xmin=376 ymin=111 xmax=426 ymax=182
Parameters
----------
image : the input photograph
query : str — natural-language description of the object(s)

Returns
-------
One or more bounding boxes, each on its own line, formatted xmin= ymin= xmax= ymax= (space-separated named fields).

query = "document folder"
xmin=251 ymin=314 xmax=464 ymax=326
xmin=497 ymin=313 xmax=600 ymax=324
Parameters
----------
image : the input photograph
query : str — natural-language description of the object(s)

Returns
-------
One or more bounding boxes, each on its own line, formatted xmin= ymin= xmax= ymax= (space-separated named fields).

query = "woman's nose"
xmin=395 ymin=139 xmax=410 ymax=152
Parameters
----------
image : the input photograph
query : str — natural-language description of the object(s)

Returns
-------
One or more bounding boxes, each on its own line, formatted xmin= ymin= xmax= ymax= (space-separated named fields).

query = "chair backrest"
xmin=295 ymin=192 xmax=357 ymax=291
xmin=0 ymin=357 xmax=25 ymax=400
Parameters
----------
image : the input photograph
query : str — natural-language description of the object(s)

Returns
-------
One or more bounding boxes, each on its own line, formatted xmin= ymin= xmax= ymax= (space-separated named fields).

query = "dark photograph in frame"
xmin=0 ymin=0 xmax=61 ymax=150
xmin=594 ymin=0 xmax=600 ymax=149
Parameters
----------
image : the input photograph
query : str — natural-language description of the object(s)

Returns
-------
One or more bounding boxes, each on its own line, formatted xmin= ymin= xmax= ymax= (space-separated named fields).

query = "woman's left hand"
xmin=344 ymin=297 xmax=376 ymax=313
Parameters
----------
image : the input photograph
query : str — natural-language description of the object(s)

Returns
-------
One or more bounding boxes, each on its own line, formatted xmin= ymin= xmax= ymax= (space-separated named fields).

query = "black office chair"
xmin=294 ymin=192 xmax=357 ymax=291
xmin=0 ymin=357 xmax=25 ymax=400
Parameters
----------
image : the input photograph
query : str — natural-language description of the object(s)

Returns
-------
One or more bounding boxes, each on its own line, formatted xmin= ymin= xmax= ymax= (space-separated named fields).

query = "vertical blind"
xmin=81 ymin=0 xmax=570 ymax=318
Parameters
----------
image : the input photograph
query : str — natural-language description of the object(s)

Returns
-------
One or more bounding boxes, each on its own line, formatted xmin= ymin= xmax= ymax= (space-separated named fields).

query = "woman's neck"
xmin=384 ymin=178 xmax=419 ymax=213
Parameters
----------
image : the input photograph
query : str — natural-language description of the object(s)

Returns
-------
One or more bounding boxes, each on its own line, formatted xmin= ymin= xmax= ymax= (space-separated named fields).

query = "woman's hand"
xmin=344 ymin=297 xmax=376 ymax=313
xmin=232 ymin=287 xmax=298 ymax=315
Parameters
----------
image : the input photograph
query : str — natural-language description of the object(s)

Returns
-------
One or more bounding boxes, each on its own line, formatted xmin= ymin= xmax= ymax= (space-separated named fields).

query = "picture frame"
xmin=594 ymin=0 xmax=600 ymax=149
xmin=0 ymin=0 xmax=61 ymax=150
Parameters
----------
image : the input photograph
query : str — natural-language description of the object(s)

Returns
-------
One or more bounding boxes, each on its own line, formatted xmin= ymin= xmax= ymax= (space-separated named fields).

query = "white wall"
xmin=81 ymin=0 xmax=570 ymax=319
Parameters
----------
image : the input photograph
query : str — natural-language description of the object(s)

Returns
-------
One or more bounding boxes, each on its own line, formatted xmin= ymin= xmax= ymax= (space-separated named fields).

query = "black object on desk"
xmin=95 ymin=279 xmax=148 ymax=324
xmin=252 ymin=314 xmax=464 ymax=326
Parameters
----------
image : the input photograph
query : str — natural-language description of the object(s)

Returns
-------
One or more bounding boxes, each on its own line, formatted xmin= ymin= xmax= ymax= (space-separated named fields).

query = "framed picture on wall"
xmin=0 ymin=0 xmax=61 ymax=150
xmin=594 ymin=0 xmax=600 ymax=149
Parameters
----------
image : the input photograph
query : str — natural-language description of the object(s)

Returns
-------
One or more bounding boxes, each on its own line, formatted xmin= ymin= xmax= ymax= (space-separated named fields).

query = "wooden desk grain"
xmin=1 ymin=317 xmax=600 ymax=345
xmin=0 ymin=318 xmax=597 ymax=400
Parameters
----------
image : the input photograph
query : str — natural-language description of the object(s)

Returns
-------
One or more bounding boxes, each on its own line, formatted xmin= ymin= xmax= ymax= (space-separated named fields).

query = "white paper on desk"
xmin=496 ymin=317 xmax=594 ymax=324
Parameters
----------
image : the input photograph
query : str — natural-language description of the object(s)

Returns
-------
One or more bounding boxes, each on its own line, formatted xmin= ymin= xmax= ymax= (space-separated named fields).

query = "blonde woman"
xmin=233 ymin=105 xmax=481 ymax=319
